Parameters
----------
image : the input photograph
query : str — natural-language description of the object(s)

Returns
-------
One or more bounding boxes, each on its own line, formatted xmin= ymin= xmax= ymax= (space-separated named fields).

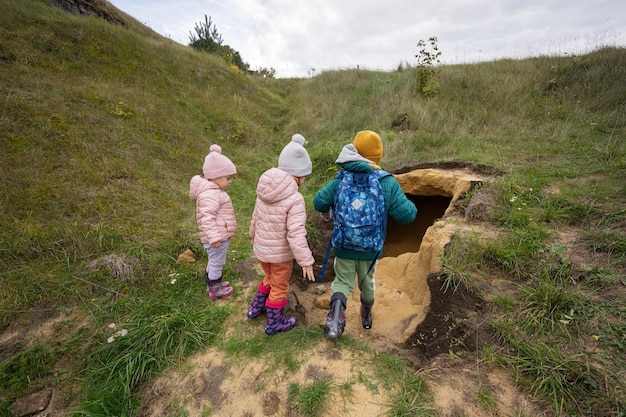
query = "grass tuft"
xmin=288 ymin=379 xmax=332 ymax=417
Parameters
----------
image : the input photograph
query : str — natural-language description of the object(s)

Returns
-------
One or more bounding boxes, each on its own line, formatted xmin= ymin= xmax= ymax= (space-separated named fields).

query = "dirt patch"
xmin=137 ymin=310 xmax=392 ymax=417
xmin=407 ymin=272 xmax=488 ymax=360
xmin=394 ymin=161 xmax=505 ymax=178
xmin=423 ymin=358 xmax=550 ymax=417
xmin=0 ymin=299 xmax=74 ymax=361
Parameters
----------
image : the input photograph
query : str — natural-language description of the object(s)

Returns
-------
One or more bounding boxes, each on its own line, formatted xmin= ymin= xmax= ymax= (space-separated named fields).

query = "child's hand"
xmin=319 ymin=211 xmax=332 ymax=222
xmin=211 ymin=241 xmax=221 ymax=248
xmin=302 ymin=265 xmax=315 ymax=281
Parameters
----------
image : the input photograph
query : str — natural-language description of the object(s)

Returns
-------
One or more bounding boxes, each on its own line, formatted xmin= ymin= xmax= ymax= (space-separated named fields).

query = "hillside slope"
xmin=1 ymin=0 xmax=284 ymax=303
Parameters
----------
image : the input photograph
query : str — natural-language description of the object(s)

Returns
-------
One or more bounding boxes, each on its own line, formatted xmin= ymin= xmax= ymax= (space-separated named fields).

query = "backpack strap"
xmin=370 ymin=169 xmax=391 ymax=216
xmin=370 ymin=169 xmax=391 ymax=181
xmin=334 ymin=168 xmax=390 ymax=181
xmin=317 ymin=238 xmax=333 ymax=283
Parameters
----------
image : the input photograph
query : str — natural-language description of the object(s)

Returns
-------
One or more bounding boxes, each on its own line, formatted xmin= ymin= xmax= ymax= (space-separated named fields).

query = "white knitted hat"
xmin=277 ymin=134 xmax=312 ymax=177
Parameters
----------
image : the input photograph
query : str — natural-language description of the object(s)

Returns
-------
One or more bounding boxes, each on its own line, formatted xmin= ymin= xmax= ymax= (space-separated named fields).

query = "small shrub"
xmin=415 ymin=37 xmax=442 ymax=97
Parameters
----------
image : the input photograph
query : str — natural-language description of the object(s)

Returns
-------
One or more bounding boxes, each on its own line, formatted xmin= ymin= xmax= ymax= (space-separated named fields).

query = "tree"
xmin=188 ymin=15 xmax=249 ymax=73
xmin=189 ymin=15 xmax=223 ymax=55
xmin=258 ymin=67 xmax=276 ymax=78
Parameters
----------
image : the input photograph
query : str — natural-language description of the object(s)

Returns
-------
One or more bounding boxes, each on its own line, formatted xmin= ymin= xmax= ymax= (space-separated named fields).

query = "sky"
xmin=108 ymin=0 xmax=626 ymax=78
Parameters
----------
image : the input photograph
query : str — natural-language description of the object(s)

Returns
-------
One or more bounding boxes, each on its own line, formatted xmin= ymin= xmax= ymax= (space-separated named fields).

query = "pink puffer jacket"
xmin=189 ymin=175 xmax=237 ymax=245
xmin=249 ymin=168 xmax=314 ymax=267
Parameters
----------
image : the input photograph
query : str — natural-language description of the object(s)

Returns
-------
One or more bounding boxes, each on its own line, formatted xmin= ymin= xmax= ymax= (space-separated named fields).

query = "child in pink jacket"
xmin=189 ymin=144 xmax=237 ymax=300
xmin=247 ymin=134 xmax=316 ymax=335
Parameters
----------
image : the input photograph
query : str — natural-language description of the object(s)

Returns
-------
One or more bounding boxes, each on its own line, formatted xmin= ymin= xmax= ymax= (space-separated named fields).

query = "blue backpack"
xmin=331 ymin=169 xmax=390 ymax=253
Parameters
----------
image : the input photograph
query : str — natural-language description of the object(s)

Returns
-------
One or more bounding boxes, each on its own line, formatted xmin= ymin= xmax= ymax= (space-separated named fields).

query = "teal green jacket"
xmin=314 ymin=160 xmax=418 ymax=261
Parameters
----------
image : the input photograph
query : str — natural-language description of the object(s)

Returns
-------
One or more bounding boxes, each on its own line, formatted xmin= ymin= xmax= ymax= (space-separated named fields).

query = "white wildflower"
xmin=107 ymin=326 xmax=128 ymax=343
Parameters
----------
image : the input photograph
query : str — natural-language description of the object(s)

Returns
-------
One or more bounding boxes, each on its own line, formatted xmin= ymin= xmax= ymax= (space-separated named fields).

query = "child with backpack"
xmin=313 ymin=130 xmax=417 ymax=341
xmin=189 ymin=144 xmax=237 ymax=300
xmin=247 ymin=134 xmax=316 ymax=335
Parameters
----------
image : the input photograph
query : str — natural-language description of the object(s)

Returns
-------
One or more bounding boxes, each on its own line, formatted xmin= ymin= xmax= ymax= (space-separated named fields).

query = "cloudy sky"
xmin=109 ymin=0 xmax=626 ymax=78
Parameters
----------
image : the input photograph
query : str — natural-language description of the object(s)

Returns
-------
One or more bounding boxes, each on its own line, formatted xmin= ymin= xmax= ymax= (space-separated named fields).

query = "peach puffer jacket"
xmin=250 ymin=168 xmax=314 ymax=267
xmin=189 ymin=175 xmax=237 ymax=245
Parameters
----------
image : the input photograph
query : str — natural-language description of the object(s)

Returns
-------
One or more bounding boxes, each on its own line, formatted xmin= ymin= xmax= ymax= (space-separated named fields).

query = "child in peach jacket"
xmin=247 ymin=134 xmax=316 ymax=335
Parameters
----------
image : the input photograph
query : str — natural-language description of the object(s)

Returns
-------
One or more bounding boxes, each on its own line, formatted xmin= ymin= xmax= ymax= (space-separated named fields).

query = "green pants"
xmin=331 ymin=257 xmax=377 ymax=303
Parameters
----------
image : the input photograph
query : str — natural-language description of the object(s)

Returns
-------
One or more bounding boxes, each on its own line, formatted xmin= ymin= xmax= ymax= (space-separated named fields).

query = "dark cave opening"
xmin=383 ymin=194 xmax=452 ymax=257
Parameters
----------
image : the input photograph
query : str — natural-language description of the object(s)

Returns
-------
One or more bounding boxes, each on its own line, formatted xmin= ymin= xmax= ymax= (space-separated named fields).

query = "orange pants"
xmin=260 ymin=261 xmax=293 ymax=304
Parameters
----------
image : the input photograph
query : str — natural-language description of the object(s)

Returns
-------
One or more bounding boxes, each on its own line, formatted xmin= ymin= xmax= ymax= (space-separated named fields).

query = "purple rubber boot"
xmin=264 ymin=300 xmax=296 ymax=335
xmin=205 ymin=272 xmax=230 ymax=289
xmin=247 ymin=281 xmax=270 ymax=319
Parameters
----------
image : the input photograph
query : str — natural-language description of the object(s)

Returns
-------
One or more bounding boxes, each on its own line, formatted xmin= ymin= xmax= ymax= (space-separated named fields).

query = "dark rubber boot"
xmin=264 ymin=300 xmax=296 ymax=335
xmin=324 ymin=293 xmax=347 ymax=341
xmin=360 ymin=295 xmax=374 ymax=329
xmin=206 ymin=283 xmax=233 ymax=300
xmin=205 ymin=272 xmax=230 ymax=289
xmin=247 ymin=281 xmax=270 ymax=319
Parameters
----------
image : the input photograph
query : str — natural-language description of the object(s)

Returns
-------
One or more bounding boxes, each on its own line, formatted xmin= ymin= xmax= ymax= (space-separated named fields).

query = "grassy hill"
xmin=1 ymin=1 xmax=625 ymax=416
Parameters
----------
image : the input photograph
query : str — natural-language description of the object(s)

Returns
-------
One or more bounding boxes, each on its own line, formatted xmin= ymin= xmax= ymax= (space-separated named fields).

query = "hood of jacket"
xmin=335 ymin=144 xmax=376 ymax=173
xmin=189 ymin=175 xmax=218 ymax=201
xmin=256 ymin=167 xmax=299 ymax=204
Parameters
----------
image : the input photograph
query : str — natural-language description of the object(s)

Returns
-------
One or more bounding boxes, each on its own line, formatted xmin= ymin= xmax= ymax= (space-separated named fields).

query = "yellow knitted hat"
xmin=352 ymin=130 xmax=383 ymax=164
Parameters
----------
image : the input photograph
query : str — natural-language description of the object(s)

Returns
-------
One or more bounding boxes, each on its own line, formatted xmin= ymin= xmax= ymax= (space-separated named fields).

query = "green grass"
xmin=384 ymin=371 xmax=436 ymax=417
xmin=223 ymin=324 xmax=324 ymax=375
xmin=1 ymin=0 xmax=625 ymax=416
xmin=288 ymin=379 xmax=332 ymax=417
xmin=449 ymin=172 xmax=625 ymax=415
xmin=477 ymin=385 xmax=496 ymax=411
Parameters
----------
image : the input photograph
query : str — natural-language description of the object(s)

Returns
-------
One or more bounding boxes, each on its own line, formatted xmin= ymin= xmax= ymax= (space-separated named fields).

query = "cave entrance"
xmin=383 ymin=195 xmax=452 ymax=257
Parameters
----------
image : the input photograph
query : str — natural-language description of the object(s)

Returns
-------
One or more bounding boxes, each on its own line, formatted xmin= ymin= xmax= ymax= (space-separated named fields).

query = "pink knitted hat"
xmin=202 ymin=144 xmax=237 ymax=179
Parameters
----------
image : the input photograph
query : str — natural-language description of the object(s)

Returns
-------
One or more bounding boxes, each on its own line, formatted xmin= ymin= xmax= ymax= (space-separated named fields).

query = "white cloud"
xmin=109 ymin=0 xmax=626 ymax=77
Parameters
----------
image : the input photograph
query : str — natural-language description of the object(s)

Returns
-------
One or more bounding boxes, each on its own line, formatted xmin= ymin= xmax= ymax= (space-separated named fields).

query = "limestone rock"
xmin=310 ymin=284 xmax=329 ymax=296
xmin=192 ymin=375 xmax=206 ymax=394
xmin=176 ymin=249 xmax=196 ymax=264
xmin=313 ymin=293 xmax=330 ymax=309
xmin=8 ymin=389 xmax=52 ymax=417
